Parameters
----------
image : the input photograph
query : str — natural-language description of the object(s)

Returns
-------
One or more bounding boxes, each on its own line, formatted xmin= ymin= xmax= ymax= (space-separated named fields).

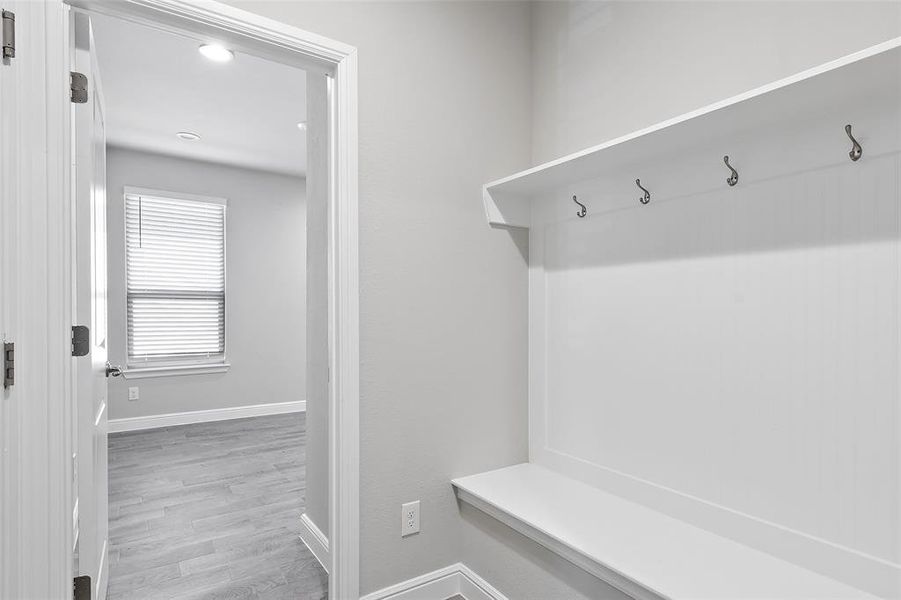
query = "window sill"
xmin=123 ymin=362 xmax=231 ymax=379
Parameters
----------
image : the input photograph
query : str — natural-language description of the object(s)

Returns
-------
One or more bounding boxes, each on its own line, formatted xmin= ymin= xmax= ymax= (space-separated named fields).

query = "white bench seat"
xmin=452 ymin=463 xmax=877 ymax=600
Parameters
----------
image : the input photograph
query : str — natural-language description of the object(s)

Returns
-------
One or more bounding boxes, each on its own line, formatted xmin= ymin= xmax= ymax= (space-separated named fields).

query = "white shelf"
xmin=483 ymin=37 xmax=901 ymax=228
xmin=452 ymin=464 xmax=879 ymax=600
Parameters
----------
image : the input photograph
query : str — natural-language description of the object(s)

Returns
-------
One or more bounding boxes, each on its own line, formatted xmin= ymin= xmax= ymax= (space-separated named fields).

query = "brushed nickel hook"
xmin=724 ymin=155 xmax=739 ymax=187
xmin=845 ymin=124 xmax=862 ymax=162
xmin=572 ymin=194 xmax=587 ymax=218
xmin=636 ymin=179 xmax=650 ymax=205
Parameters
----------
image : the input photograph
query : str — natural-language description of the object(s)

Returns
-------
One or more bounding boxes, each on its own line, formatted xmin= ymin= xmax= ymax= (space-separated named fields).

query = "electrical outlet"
xmin=401 ymin=500 xmax=420 ymax=537
xmin=128 ymin=386 xmax=139 ymax=401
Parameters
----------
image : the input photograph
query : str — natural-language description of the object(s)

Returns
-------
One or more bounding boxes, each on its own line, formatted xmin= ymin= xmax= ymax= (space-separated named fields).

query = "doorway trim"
xmin=58 ymin=0 xmax=360 ymax=597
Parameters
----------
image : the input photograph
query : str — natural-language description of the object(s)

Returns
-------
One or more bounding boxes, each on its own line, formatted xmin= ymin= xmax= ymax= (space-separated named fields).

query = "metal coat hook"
xmin=723 ymin=155 xmax=739 ymax=187
xmin=573 ymin=195 xmax=587 ymax=218
xmin=845 ymin=124 xmax=862 ymax=162
xmin=636 ymin=179 xmax=650 ymax=205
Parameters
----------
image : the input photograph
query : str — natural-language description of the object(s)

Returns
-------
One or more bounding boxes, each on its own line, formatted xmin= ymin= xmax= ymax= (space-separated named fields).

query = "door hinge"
xmin=72 ymin=326 xmax=90 ymax=357
xmin=73 ymin=575 xmax=91 ymax=600
xmin=3 ymin=342 xmax=13 ymax=389
xmin=2 ymin=10 xmax=14 ymax=60
xmin=70 ymin=71 xmax=87 ymax=104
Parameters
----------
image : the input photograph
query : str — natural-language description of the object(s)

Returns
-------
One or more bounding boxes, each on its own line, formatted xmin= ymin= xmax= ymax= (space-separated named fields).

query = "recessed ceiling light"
xmin=198 ymin=44 xmax=234 ymax=63
xmin=296 ymin=122 xmax=307 ymax=131
xmin=176 ymin=131 xmax=201 ymax=141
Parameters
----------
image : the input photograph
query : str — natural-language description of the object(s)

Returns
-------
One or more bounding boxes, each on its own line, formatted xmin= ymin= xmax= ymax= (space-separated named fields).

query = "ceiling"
xmin=91 ymin=14 xmax=307 ymax=177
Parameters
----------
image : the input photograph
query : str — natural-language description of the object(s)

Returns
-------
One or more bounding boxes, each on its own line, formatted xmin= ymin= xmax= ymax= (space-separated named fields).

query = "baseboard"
xmin=299 ymin=513 xmax=329 ymax=573
xmin=108 ymin=400 xmax=306 ymax=433
xmin=455 ymin=565 xmax=508 ymax=600
xmin=360 ymin=563 xmax=507 ymax=600
xmin=361 ymin=565 xmax=460 ymax=600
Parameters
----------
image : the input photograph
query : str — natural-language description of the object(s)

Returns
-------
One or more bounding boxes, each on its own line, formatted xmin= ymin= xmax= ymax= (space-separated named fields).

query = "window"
xmin=125 ymin=189 xmax=227 ymax=371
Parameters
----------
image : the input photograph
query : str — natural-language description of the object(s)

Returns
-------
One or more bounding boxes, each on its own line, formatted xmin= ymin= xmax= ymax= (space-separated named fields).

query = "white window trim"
xmin=122 ymin=362 xmax=231 ymax=380
xmin=122 ymin=186 xmax=230 ymax=377
xmin=124 ymin=186 xmax=229 ymax=207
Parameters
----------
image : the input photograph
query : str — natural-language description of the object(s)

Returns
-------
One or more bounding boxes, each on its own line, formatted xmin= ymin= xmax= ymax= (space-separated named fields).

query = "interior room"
xmin=3 ymin=2 xmax=901 ymax=600
xmin=81 ymin=12 xmax=328 ymax=600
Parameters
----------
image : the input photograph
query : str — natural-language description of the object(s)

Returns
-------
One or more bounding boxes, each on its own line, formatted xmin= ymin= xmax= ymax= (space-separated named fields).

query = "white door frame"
xmin=50 ymin=1 xmax=360 ymax=597
xmin=0 ymin=2 xmax=75 ymax=597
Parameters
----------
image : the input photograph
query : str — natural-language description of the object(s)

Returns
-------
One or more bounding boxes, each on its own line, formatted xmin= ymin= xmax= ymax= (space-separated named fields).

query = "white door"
xmin=73 ymin=11 xmax=111 ymax=600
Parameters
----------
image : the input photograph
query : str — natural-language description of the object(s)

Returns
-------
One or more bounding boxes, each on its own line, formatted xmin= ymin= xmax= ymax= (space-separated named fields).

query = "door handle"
xmin=105 ymin=362 xmax=123 ymax=378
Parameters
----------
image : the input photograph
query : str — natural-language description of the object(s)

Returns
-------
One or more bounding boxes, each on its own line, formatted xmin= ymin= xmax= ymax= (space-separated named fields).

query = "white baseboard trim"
xmin=299 ymin=513 xmax=330 ymax=573
xmin=361 ymin=563 xmax=507 ymax=600
xmin=455 ymin=565 xmax=507 ymax=600
xmin=108 ymin=400 xmax=306 ymax=433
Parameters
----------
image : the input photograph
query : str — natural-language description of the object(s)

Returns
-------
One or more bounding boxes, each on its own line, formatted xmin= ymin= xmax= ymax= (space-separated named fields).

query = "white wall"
xmin=520 ymin=1 xmax=901 ymax=597
xmin=106 ymin=147 xmax=307 ymax=421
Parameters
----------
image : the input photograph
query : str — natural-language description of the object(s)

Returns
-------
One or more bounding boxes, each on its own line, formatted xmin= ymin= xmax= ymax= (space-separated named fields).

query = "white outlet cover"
xmin=401 ymin=500 xmax=420 ymax=537
xmin=128 ymin=386 xmax=139 ymax=401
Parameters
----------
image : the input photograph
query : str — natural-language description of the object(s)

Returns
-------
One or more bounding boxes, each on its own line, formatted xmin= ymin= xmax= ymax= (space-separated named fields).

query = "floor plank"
xmin=107 ymin=413 xmax=327 ymax=600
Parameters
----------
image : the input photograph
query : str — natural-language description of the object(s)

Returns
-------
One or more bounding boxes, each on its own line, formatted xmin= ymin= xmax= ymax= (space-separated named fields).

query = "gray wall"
xmin=225 ymin=1 xmax=901 ymax=598
xmin=107 ymin=147 xmax=307 ymax=420
xmin=304 ymin=73 xmax=330 ymax=536
xmin=530 ymin=1 xmax=901 ymax=163
xmin=222 ymin=1 xmax=533 ymax=594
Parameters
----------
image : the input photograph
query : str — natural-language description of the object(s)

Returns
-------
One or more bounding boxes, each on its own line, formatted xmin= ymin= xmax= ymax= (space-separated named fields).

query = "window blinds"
xmin=125 ymin=193 xmax=226 ymax=363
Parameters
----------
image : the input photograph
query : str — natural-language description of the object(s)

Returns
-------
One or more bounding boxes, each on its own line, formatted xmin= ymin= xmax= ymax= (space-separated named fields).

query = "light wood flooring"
xmin=107 ymin=413 xmax=327 ymax=600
